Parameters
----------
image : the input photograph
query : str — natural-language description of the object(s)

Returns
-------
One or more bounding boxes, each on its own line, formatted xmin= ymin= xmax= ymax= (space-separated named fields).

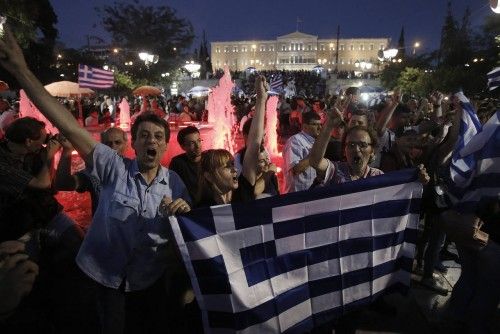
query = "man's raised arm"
xmin=0 ymin=27 xmax=97 ymax=162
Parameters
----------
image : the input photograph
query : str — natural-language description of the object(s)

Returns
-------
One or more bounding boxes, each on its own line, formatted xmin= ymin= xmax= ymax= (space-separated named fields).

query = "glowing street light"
xmin=184 ymin=61 xmax=201 ymax=87
xmin=491 ymin=0 xmax=500 ymax=13
xmin=138 ymin=52 xmax=159 ymax=66
xmin=413 ymin=41 xmax=421 ymax=55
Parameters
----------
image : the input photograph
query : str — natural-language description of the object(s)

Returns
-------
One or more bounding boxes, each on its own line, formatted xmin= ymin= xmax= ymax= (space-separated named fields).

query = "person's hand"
xmin=0 ymin=241 xmax=39 ymax=316
xmin=390 ymin=87 xmax=403 ymax=105
xmin=255 ymin=75 xmax=269 ymax=100
xmin=45 ymin=136 xmax=61 ymax=160
xmin=430 ymin=91 xmax=444 ymax=106
xmin=326 ymin=106 xmax=344 ymax=127
xmin=159 ymin=196 xmax=191 ymax=216
xmin=334 ymin=94 xmax=351 ymax=116
xmin=56 ymin=134 xmax=74 ymax=156
xmin=417 ymin=164 xmax=430 ymax=185
xmin=0 ymin=26 xmax=29 ymax=75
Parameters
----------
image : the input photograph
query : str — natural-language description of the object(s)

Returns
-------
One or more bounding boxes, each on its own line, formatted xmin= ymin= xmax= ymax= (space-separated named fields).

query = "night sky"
xmin=51 ymin=0 xmax=492 ymax=52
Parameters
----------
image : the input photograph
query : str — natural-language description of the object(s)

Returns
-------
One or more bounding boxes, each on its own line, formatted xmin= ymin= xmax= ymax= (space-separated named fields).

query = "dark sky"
xmin=51 ymin=0 xmax=492 ymax=52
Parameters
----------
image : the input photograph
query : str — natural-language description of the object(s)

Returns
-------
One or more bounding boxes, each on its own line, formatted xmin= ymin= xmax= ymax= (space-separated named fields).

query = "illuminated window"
xmin=380 ymin=44 xmax=385 ymax=50
xmin=340 ymin=44 xmax=345 ymax=51
xmin=359 ymin=44 xmax=364 ymax=51
xmin=242 ymin=46 xmax=247 ymax=52
xmin=269 ymin=45 xmax=274 ymax=51
xmin=320 ymin=44 xmax=325 ymax=51
xmin=233 ymin=46 xmax=238 ymax=52
xmin=282 ymin=45 xmax=287 ymax=51
xmin=308 ymin=44 xmax=312 ymax=51
xmin=350 ymin=45 xmax=354 ymax=51
xmin=260 ymin=45 xmax=265 ymax=52
xmin=370 ymin=44 xmax=374 ymax=50
xmin=216 ymin=47 xmax=220 ymax=53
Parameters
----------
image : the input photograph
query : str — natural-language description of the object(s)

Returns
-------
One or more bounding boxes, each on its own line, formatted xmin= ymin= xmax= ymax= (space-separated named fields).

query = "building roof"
xmin=277 ymin=31 xmax=318 ymax=40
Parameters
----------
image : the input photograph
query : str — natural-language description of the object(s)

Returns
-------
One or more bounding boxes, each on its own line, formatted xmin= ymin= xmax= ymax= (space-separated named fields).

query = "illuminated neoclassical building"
xmin=211 ymin=31 xmax=390 ymax=72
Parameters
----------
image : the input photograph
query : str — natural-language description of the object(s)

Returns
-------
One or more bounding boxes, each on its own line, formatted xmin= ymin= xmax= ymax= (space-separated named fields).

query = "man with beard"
xmin=0 ymin=27 xmax=191 ymax=333
xmin=169 ymin=126 xmax=202 ymax=201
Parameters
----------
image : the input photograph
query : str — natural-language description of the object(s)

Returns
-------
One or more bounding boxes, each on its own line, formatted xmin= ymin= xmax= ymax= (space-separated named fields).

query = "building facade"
xmin=211 ymin=31 xmax=390 ymax=72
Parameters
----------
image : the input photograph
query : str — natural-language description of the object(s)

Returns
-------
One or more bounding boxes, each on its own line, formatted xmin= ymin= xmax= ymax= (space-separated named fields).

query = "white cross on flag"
xmin=78 ymin=64 xmax=114 ymax=89
xmin=170 ymin=169 xmax=423 ymax=333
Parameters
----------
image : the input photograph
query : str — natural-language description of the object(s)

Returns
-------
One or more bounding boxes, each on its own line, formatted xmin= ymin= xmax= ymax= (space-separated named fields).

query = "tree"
xmin=396 ymin=67 xmax=431 ymax=96
xmin=198 ymin=30 xmax=212 ymax=79
xmin=397 ymin=26 xmax=406 ymax=59
xmin=438 ymin=1 xmax=460 ymax=67
xmin=0 ymin=0 xmax=59 ymax=84
xmin=97 ymin=1 xmax=194 ymax=83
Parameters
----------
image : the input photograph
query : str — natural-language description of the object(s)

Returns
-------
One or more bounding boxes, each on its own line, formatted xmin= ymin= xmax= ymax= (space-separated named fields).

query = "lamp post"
xmin=138 ymin=52 xmax=159 ymax=67
xmin=413 ymin=42 xmax=420 ymax=55
xmin=184 ymin=61 xmax=201 ymax=88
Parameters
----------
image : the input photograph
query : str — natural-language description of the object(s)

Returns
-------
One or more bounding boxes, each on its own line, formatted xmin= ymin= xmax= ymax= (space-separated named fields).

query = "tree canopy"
xmin=97 ymin=1 xmax=194 ymax=82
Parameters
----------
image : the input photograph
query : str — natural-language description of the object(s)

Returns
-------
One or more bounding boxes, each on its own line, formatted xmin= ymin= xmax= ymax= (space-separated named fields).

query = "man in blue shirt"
xmin=0 ymin=27 xmax=191 ymax=333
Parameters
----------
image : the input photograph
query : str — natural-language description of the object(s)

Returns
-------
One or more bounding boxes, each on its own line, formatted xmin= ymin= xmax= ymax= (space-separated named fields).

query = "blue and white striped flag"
xmin=170 ymin=169 xmax=422 ymax=333
xmin=449 ymin=92 xmax=482 ymax=189
xmin=269 ymin=74 xmax=283 ymax=93
xmin=487 ymin=67 xmax=500 ymax=91
xmin=454 ymin=110 xmax=500 ymax=211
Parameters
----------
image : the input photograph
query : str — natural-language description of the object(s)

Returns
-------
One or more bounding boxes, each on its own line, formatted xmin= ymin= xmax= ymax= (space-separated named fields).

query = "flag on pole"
xmin=170 ymin=169 xmax=422 ymax=333
xmin=78 ymin=64 xmax=114 ymax=89
xmin=450 ymin=110 xmax=500 ymax=212
xmin=269 ymin=74 xmax=283 ymax=93
xmin=449 ymin=92 xmax=482 ymax=189
xmin=487 ymin=67 xmax=500 ymax=91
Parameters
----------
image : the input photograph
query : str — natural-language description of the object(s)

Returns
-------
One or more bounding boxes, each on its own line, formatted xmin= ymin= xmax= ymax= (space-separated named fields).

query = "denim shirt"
xmin=76 ymin=144 xmax=190 ymax=291
xmin=283 ymin=131 xmax=317 ymax=193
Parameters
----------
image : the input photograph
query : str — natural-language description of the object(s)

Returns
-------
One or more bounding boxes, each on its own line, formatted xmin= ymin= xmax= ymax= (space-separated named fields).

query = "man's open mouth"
xmin=146 ymin=149 xmax=157 ymax=158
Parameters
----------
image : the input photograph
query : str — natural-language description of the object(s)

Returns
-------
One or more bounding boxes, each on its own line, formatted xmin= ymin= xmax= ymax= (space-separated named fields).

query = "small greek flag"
xmin=487 ymin=67 xmax=500 ymax=91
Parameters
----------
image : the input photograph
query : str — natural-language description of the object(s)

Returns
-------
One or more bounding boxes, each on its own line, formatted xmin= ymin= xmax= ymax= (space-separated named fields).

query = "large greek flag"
xmin=170 ymin=169 xmax=422 ymax=333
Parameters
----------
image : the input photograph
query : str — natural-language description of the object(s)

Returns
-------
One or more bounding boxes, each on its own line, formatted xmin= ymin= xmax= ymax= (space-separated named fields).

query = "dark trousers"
xmin=96 ymin=277 xmax=169 ymax=334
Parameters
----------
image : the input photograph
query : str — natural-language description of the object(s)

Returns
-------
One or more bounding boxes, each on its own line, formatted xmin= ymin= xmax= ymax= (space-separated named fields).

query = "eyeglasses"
xmin=346 ymin=141 xmax=372 ymax=150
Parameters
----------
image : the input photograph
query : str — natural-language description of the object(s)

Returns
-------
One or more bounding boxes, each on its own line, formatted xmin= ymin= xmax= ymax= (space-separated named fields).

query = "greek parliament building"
xmin=210 ymin=31 xmax=390 ymax=72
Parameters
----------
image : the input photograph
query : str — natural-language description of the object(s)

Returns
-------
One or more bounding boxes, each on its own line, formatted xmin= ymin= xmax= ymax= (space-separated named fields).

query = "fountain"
xmin=207 ymin=66 xmax=236 ymax=154
xmin=264 ymin=95 xmax=279 ymax=156
xmin=118 ymin=97 xmax=131 ymax=130
xmin=19 ymin=89 xmax=58 ymax=135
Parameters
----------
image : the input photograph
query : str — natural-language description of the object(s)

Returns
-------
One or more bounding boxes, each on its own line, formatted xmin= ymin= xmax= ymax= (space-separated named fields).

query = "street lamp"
xmin=138 ymin=52 xmax=159 ymax=66
xmin=413 ymin=42 xmax=420 ymax=55
xmin=491 ymin=0 xmax=500 ymax=13
xmin=184 ymin=60 xmax=201 ymax=87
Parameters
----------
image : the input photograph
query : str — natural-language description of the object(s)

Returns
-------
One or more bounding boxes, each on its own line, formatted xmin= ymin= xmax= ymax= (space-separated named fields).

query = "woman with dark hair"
xmin=195 ymin=76 xmax=269 ymax=207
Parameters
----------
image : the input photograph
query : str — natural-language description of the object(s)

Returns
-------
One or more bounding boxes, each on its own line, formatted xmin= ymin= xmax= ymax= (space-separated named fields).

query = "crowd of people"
xmin=0 ymin=24 xmax=499 ymax=334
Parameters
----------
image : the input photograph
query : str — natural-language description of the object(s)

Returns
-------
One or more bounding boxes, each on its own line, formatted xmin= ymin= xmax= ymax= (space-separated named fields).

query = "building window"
xmin=370 ymin=44 xmax=374 ymax=50
xmin=348 ymin=59 xmax=353 ymax=64
xmin=250 ymin=59 xmax=254 ymax=65
xmin=224 ymin=46 xmax=229 ymax=53
xmin=350 ymin=45 xmax=354 ymax=51
xmin=320 ymin=44 xmax=325 ymax=51
xmin=269 ymin=45 xmax=274 ymax=51
xmin=340 ymin=44 xmax=345 ymax=51
xmin=216 ymin=60 xmax=220 ymax=66
xmin=242 ymin=46 xmax=247 ymax=52
xmin=308 ymin=44 xmax=312 ymax=51
xmin=380 ymin=44 xmax=385 ymax=50
xmin=216 ymin=47 xmax=220 ymax=53
xmin=282 ymin=45 xmax=286 ymax=51
xmin=233 ymin=46 xmax=238 ymax=52
xmin=340 ymin=59 xmax=344 ymax=65
xmin=359 ymin=44 xmax=364 ymax=51
xmin=260 ymin=45 xmax=265 ymax=52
